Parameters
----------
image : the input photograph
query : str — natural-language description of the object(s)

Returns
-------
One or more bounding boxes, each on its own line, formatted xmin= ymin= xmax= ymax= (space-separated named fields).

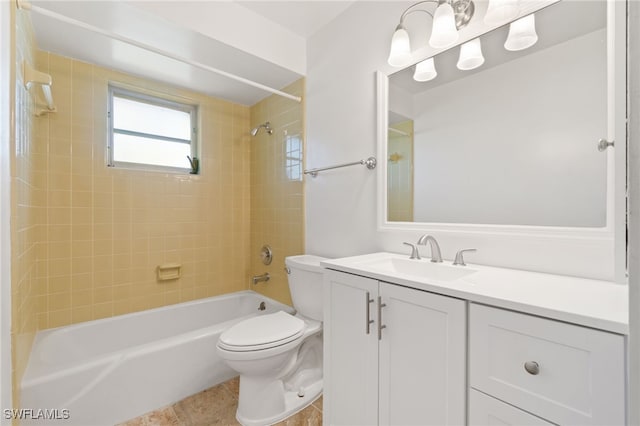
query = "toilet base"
xmin=235 ymin=334 xmax=323 ymax=426
xmin=236 ymin=379 xmax=322 ymax=426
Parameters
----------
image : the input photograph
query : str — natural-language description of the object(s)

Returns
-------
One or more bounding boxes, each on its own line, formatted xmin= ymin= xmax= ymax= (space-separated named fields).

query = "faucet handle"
xmin=403 ymin=242 xmax=421 ymax=260
xmin=453 ymin=249 xmax=476 ymax=266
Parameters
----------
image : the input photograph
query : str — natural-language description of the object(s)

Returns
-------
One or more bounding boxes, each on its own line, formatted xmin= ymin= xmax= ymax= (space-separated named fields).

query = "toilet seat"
xmin=218 ymin=311 xmax=305 ymax=352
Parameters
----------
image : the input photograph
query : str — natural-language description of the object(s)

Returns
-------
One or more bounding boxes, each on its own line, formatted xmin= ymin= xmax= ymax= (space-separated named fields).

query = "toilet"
xmin=217 ymin=255 xmax=327 ymax=426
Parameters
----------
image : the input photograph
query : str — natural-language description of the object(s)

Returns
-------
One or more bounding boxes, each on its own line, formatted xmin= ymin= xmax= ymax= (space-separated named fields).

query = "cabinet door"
xmin=469 ymin=389 xmax=554 ymax=426
xmin=324 ymin=270 xmax=379 ymax=426
xmin=378 ymin=282 xmax=466 ymax=426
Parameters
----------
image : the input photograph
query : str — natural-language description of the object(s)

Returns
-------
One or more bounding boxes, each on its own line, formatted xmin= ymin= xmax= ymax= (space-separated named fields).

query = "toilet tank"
xmin=285 ymin=255 xmax=328 ymax=321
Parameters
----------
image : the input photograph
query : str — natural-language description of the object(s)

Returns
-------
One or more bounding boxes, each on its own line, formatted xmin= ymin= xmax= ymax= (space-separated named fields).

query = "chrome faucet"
xmin=403 ymin=242 xmax=421 ymax=260
xmin=453 ymin=249 xmax=476 ymax=266
xmin=417 ymin=234 xmax=443 ymax=263
xmin=252 ymin=273 xmax=270 ymax=285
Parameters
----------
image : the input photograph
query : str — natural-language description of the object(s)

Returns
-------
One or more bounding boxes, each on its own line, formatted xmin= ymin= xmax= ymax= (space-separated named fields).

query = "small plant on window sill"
xmin=187 ymin=156 xmax=199 ymax=174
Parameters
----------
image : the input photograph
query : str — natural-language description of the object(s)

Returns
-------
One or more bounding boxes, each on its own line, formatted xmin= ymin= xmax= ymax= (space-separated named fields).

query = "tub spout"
xmin=252 ymin=273 xmax=270 ymax=285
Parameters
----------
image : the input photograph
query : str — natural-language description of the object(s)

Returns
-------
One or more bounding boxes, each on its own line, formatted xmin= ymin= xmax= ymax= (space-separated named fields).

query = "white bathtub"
xmin=21 ymin=291 xmax=294 ymax=426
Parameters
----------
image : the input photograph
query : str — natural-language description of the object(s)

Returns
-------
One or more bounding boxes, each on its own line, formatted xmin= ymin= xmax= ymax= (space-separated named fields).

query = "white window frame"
xmin=107 ymin=85 xmax=198 ymax=173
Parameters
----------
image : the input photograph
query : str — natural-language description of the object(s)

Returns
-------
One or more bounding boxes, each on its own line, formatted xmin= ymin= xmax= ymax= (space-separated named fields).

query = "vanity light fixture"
xmin=504 ymin=14 xmax=538 ymax=51
xmin=387 ymin=0 xmax=475 ymax=68
xmin=390 ymin=0 xmax=538 ymax=83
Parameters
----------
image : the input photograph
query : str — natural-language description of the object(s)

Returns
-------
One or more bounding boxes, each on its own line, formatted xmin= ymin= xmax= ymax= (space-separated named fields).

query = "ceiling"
xmin=236 ymin=1 xmax=355 ymax=39
xmin=28 ymin=1 xmax=356 ymax=106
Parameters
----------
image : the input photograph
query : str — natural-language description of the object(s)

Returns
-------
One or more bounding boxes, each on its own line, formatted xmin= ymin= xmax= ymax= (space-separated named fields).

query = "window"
xmin=108 ymin=86 xmax=198 ymax=173
xmin=285 ymin=133 xmax=303 ymax=181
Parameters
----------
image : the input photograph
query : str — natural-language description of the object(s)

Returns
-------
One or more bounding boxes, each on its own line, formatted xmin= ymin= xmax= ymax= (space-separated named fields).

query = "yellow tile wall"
xmin=249 ymin=79 xmax=305 ymax=305
xmin=33 ymin=51 xmax=252 ymax=329
xmin=11 ymin=6 xmax=40 ymax=411
xmin=10 ymin=26 xmax=305 ymax=411
xmin=387 ymin=119 xmax=414 ymax=222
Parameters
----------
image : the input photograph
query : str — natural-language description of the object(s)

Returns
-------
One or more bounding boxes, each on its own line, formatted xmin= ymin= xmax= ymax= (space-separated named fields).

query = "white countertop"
xmin=321 ymin=252 xmax=629 ymax=335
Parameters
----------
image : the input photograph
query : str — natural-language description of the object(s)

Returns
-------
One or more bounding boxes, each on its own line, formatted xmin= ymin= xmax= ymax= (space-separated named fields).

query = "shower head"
xmin=250 ymin=121 xmax=273 ymax=136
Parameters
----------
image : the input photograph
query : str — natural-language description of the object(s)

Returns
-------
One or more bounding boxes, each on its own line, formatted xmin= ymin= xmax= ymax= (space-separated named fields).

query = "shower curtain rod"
xmin=17 ymin=0 xmax=302 ymax=103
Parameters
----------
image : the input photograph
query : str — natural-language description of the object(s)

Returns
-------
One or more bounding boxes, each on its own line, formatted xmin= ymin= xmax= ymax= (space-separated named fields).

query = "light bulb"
xmin=457 ymin=38 xmax=484 ymax=70
xmin=429 ymin=2 xmax=458 ymax=49
xmin=413 ymin=57 xmax=438 ymax=82
xmin=484 ymin=0 xmax=519 ymax=26
xmin=388 ymin=25 xmax=412 ymax=67
xmin=504 ymin=14 xmax=538 ymax=51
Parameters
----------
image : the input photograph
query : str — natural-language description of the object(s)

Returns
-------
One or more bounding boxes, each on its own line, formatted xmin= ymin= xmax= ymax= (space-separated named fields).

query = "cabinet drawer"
xmin=469 ymin=389 xmax=553 ymax=426
xmin=469 ymin=304 xmax=625 ymax=425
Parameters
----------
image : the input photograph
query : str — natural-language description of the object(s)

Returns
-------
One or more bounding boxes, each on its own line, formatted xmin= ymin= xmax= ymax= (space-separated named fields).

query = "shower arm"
xmin=251 ymin=122 xmax=273 ymax=136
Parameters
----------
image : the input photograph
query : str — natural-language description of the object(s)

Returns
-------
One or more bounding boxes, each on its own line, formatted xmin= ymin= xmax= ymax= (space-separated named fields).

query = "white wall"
xmin=306 ymin=2 xmax=401 ymax=259
xmin=388 ymin=84 xmax=414 ymax=123
xmin=305 ymin=1 xmax=621 ymax=280
xmin=412 ymin=30 xmax=607 ymax=227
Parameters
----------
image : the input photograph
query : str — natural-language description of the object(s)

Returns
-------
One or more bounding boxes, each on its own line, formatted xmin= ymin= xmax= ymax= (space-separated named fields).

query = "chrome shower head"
xmin=250 ymin=121 xmax=273 ymax=136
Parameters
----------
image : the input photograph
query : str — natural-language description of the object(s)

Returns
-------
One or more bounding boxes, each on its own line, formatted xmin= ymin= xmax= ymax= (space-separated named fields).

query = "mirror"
xmin=386 ymin=0 xmax=608 ymax=228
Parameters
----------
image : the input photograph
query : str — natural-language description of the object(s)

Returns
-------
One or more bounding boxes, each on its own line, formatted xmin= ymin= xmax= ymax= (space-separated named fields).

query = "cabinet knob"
xmin=524 ymin=361 xmax=540 ymax=375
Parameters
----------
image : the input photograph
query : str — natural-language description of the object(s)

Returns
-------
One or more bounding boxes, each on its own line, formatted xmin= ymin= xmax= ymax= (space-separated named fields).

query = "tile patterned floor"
xmin=118 ymin=377 xmax=323 ymax=426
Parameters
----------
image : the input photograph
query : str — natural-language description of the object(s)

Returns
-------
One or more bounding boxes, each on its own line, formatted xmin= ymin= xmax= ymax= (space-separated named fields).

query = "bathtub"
xmin=21 ymin=291 xmax=294 ymax=426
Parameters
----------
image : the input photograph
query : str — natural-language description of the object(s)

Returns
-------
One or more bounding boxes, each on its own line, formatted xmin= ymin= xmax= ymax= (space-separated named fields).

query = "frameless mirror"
xmin=386 ymin=0 xmax=608 ymax=227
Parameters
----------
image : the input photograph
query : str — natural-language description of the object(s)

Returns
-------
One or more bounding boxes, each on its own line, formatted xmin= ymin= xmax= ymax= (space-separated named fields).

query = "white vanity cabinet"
xmin=322 ymin=253 xmax=628 ymax=426
xmin=323 ymin=269 xmax=466 ymax=425
xmin=468 ymin=304 xmax=626 ymax=426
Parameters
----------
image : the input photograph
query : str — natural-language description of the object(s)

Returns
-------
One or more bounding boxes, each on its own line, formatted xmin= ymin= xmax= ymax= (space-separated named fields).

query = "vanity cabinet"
xmin=323 ymin=269 xmax=466 ymax=425
xmin=469 ymin=304 xmax=626 ymax=426
xmin=322 ymin=253 xmax=627 ymax=426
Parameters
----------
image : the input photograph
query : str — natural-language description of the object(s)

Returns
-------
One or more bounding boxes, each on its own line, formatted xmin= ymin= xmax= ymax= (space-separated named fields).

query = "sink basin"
xmin=365 ymin=257 xmax=477 ymax=282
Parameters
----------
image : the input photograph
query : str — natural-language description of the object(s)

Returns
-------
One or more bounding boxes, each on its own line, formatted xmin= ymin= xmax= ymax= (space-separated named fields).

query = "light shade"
xmin=504 ymin=14 xmax=538 ymax=51
xmin=457 ymin=38 xmax=485 ymax=70
xmin=429 ymin=2 xmax=459 ymax=49
xmin=388 ymin=25 xmax=412 ymax=67
xmin=413 ymin=57 xmax=438 ymax=82
xmin=484 ymin=0 xmax=519 ymax=26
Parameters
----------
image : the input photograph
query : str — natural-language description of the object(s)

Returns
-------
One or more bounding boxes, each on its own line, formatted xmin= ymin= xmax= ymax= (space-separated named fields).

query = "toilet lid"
xmin=219 ymin=311 xmax=305 ymax=350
